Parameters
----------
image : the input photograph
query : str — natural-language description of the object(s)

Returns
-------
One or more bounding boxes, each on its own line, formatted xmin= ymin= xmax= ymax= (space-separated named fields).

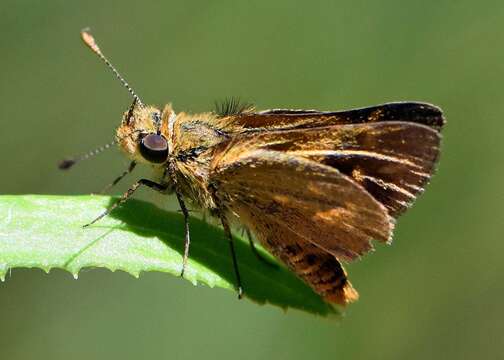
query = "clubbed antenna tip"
xmin=81 ymin=28 xmax=101 ymax=55
xmin=58 ymin=158 xmax=76 ymax=170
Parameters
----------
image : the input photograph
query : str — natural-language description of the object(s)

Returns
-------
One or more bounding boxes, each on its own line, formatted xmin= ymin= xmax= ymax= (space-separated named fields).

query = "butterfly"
xmin=60 ymin=30 xmax=445 ymax=305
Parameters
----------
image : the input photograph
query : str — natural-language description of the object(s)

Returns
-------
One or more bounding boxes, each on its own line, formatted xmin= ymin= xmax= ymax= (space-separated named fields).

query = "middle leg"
xmin=220 ymin=215 xmax=243 ymax=299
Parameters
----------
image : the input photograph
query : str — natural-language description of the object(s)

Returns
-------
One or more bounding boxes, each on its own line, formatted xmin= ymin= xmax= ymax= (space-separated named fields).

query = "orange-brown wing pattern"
xmin=210 ymin=149 xmax=393 ymax=261
xmin=226 ymin=121 xmax=442 ymax=217
xmin=209 ymin=102 xmax=444 ymax=304
xmin=231 ymin=200 xmax=359 ymax=305
xmin=210 ymin=150 xmax=393 ymax=303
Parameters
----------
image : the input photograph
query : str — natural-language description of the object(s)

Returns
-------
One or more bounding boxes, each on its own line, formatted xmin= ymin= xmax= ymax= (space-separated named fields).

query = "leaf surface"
xmin=0 ymin=195 xmax=338 ymax=316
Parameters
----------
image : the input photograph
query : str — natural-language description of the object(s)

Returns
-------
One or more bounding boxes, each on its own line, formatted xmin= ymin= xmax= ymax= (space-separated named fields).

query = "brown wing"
xmin=233 ymin=200 xmax=359 ymax=305
xmin=224 ymin=121 xmax=442 ymax=217
xmin=210 ymin=150 xmax=393 ymax=303
xmin=211 ymin=102 xmax=443 ymax=303
xmin=233 ymin=102 xmax=444 ymax=132
xmin=211 ymin=149 xmax=393 ymax=260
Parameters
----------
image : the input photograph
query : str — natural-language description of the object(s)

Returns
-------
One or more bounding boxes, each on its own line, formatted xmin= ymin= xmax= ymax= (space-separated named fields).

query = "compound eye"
xmin=139 ymin=134 xmax=168 ymax=163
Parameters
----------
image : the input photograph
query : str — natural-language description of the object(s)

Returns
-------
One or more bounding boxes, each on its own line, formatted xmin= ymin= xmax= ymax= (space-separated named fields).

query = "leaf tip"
xmin=129 ymin=270 xmax=141 ymax=279
xmin=0 ymin=264 xmax=7 ymax=282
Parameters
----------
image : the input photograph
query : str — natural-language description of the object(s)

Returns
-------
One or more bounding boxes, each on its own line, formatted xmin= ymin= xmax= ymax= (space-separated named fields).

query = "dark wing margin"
xmin=317 ymin=122 xmax=442 ymax=217
xmin=234 ymin=102 xmax=445 ymax=132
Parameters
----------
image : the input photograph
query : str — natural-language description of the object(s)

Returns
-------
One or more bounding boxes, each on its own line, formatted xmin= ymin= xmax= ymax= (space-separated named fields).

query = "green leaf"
xmin=0 ymin=195 xmax=338 ymax=316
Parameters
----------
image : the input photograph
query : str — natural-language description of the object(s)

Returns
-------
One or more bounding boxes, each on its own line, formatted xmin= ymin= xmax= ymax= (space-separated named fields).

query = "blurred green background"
xmin=1 ymin=0 xmax=503 ymax=359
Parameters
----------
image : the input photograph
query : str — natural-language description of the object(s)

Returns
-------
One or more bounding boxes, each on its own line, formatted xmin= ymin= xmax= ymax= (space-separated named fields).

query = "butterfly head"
xmin=117 ymin=103 xmax=171 ymax=165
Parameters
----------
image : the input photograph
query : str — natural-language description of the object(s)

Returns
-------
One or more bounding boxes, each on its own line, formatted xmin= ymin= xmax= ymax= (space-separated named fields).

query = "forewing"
xmin=226 ymin=121 xmax=441 ymax=217
xmin=211 ymin=149 xmax=393 ymax=262
xmin=233 ymin=102 xmax=444 ymax=132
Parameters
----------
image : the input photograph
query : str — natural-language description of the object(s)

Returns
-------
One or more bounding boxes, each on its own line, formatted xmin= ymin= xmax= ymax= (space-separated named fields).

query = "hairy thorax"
xmin=169 ymin=110 xmax=240 ymax=210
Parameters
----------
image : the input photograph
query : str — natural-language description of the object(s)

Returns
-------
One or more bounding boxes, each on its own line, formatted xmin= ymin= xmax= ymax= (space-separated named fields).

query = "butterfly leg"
xmin=220 ymin=215 xmax=243 ymax=299
xmin=174 ymin=188 xmax=191 ymax=278
xmin=244 ymin=228 xmax=278 ymax=269
xmin=99 ymin=161 xmax=137 ymax=194
xmin=166 ymin=161 xmax=192 ymax=277
xmin=83 ymin=178 xmax=167 ymax=227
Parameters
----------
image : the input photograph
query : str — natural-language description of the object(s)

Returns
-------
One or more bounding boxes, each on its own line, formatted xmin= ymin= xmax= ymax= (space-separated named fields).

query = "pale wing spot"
xmin=361 ymin=175 xmax=416 ymax=199
xmin=392 ymin=198 xmax=411 ymax=208
xmin=298 ymin=263 xmax=322 ymax=275
xmin=403 ymin=183 xmax=424 ymax=192
xmin=410 ymin=170 xmax=431 ymax=178
xmin=272 ymin=194 xmax=291 ymax=204
xmin=306 ymin=182 xmax=326 ymax=197
xmin=312 ymin=207 xmax=348 ymax=222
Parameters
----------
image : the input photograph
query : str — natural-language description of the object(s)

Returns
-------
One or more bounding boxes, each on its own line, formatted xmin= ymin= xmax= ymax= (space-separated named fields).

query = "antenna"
xmin=81 ymin=28 xmax=144 ymax=107
xmin=58 ymin=139 xmax=117 ymax=170
xmin=58 ymin=130 xmax=141 ymax=170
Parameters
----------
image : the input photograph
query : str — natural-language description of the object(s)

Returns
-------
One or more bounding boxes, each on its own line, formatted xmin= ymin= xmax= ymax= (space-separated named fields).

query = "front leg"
xmin=84 ymin=179 xmax=167 ymax=227
xmin=99 ymin=161 xmax=136 ymax=194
